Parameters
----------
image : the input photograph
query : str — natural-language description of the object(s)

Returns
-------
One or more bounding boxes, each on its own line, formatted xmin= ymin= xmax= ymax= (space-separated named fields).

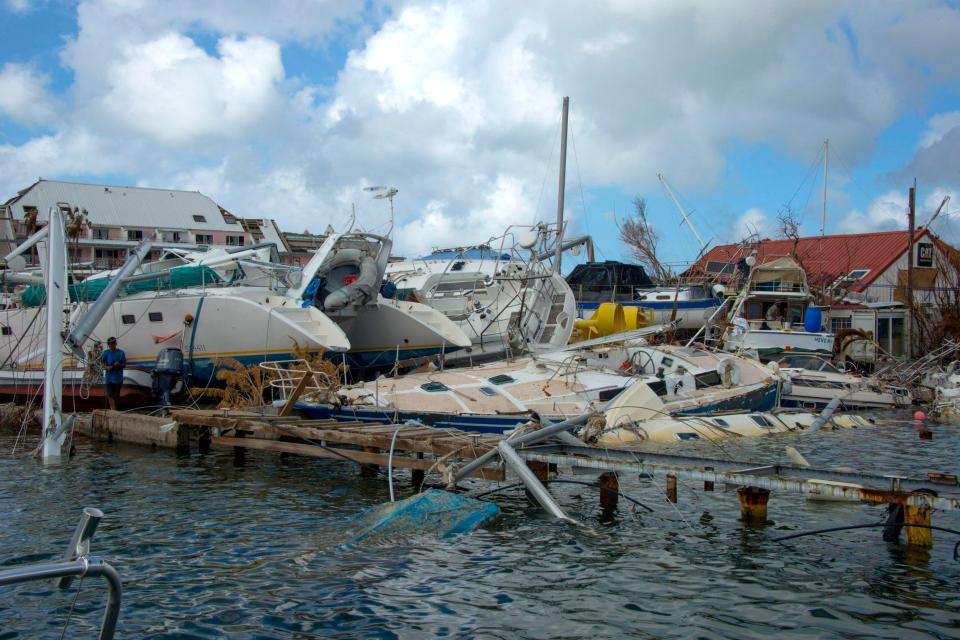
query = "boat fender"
xmin=716 ymin=358 xmax=742 ymax=389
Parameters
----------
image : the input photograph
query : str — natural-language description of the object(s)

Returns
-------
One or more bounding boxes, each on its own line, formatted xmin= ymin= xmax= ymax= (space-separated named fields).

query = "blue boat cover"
xmin=345 ymin=489 xmax=500 ymax=545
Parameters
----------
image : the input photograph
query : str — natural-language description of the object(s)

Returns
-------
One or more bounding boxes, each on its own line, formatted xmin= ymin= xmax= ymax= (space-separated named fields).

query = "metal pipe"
xmin=804 ymin=395 xmax=841 ymax=434
xmin=497 ymin=441 xmax=571 ymax=520
xmin=452 ymin=411 xmax=596 ymax=483
xmin=0 ymin=558 xmax=122 ymax=640
xmin=64 ymin=240 xmax=153 ymax=360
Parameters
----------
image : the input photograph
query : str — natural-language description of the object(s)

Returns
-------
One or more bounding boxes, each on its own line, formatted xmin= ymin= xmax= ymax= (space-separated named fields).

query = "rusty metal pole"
xmin=666 ymin=474 xmax=678 ymax=503
xmin=412 ymin=452 xmax=425 ymax=489
xmin=904 ymin=491 xmax=936 ymax=547
xmin=599 ymin=472 xmax=619 ymax=511
xmin=704 ymin=466 xmax=714 ymax=492
xmin=906 ymin=183 xmax=916 ymax=359
xmin=737 ymin=486 xmax=770 ymax=525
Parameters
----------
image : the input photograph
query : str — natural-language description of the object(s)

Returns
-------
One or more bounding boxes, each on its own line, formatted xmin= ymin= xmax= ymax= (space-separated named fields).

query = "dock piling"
xmin=704 ymin=466 xmax=714 ymax=492
xmin=737 ymin=486 xmax=770 ymax=525
xmin=666 ymin=474 xmax=678 ymax=503
xmin=599 ymin=472 xmax=619 ymax=511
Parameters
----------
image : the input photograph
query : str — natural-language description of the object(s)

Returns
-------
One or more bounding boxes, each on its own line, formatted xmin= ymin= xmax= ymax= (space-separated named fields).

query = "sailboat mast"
xmin=41 ymin=207 xmax=67 ymax=460
xmin=820 ymin=138 xmax=829 ymax=236
xmin=658 ymin=173 xmax=706 ymax=251
xmin=554 ymin=96 xmax=569 ymax=274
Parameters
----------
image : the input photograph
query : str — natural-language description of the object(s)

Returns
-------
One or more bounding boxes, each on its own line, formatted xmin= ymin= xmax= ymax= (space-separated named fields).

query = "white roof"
xmin=5 ymin=179 xmax=241 ymax=232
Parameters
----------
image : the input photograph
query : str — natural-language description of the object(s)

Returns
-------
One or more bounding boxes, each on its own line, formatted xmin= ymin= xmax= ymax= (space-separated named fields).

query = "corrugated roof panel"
xmin=7 ymin=180 xmax=239 ymax=231
xmin=690 ymin=229 xmax=935 ymax=290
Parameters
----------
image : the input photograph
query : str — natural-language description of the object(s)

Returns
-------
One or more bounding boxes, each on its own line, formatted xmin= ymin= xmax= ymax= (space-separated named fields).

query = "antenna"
xmin=366 ymin=186 xmax=398 ymax=239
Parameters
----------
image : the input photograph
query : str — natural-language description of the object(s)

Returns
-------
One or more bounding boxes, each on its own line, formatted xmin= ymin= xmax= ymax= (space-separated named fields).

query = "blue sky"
xmin=1 ymin=0 xmax=959 ymax=269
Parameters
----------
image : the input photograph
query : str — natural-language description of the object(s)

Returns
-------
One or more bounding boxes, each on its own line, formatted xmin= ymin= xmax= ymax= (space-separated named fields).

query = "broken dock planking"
xmin=169 ymin=408 xmax=507 ymax=482
xmin=19 ymin=405 xmax=957 ymax=550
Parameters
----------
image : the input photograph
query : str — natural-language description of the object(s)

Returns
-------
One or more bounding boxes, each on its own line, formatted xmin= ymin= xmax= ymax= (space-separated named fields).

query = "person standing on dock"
xmin=102 ymin=337 xmax=127 ymax=411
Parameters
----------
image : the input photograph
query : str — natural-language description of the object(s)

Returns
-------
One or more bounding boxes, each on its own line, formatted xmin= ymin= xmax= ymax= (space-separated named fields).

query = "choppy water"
xmin=1 ymin=415 xmax=959 ymax=639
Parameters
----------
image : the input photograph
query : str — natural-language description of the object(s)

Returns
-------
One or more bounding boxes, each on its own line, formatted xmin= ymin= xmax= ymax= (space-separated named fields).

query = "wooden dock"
xmin=170 ymin=409 xmax=507 ymax=481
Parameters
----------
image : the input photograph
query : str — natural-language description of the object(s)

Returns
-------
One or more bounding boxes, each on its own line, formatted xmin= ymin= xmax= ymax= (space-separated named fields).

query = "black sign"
xmin=917 ymin=242 xmax=934 ymax=268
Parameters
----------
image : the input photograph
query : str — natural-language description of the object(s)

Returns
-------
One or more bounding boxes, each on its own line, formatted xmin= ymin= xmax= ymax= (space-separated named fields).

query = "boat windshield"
xmin=777 ymin=354 xmax=838 ymax=373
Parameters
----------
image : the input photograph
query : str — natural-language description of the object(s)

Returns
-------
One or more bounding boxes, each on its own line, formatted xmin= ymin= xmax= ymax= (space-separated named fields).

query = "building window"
xmin=192 ymin=214 xmax=207 ymax=223
xmin=196 ymin=234 xmax=213 ymax=245
xmin=831 ymin=317 xmax=852 ymax=332
xmin=127 ymin=229 xmax=143 ymax=241
xmin=121 ymin=314 xmax=135 ymax=325
xmin=226 ymin=235 xmax=245 ymax=246
xmin=148 ymin=312 xmax=163 ymax=322
xmin=0 ymin=326 xmax=11 ymax=336
xmin=847 ymin=269 xmax=870 ymax=281
xmin=92 ymin=227 xmax=111 ymax=240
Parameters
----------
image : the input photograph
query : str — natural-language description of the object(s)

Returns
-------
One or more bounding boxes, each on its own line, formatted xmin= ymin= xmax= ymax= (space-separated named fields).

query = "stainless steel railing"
xmin=0 ymin=507 xmax=122 ymax=639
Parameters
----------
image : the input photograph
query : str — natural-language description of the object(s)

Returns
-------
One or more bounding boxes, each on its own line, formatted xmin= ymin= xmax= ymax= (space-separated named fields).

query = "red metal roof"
xmin=688 ymin=229 xmax=935 ymax=292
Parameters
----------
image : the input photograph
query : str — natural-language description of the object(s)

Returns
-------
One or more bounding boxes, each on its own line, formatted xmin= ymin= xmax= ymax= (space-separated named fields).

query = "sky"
xmin=1 ymin=0 xmax=960 ymax=270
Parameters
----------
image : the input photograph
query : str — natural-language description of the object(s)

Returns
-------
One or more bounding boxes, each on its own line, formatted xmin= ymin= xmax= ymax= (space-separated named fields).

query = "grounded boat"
xmin=291 ymin=341 xmax=779 ymax=434
xmin=0 ymin=232 xmax=469 ymax=407
xmin=723 ymin=256 xmax=834 ymax=359
xmin=385 ymin=226 xmax=577 ymax=365
xmin=566 ymin=261 xmax=726 ymax=331
xmin=774 ymin=353 xmax=912 ymax=410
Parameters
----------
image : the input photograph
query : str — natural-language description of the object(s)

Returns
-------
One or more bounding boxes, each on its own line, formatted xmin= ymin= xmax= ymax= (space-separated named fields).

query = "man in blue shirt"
xmin=102 ymin=337 xmax=127 ymax=410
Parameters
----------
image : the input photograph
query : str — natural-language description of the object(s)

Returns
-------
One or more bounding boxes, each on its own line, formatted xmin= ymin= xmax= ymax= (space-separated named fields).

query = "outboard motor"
xmin=152 ymin=348 xmax=184 ymax=408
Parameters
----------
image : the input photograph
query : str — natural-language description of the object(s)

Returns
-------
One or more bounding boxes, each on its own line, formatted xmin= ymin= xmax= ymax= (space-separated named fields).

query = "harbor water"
xmin=1 ymin=416 xmax=959 ymax=638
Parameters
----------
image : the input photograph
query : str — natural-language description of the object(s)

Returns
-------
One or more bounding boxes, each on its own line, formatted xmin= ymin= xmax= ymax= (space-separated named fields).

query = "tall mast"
xmin=41 ymin=207 xmax=67 ymax=461
xmin=821 ymin=138 xmax=829 ymax=236
xmin=658 ymin=173 xmax=706 ymax=251
xmin=553 ymin=96 xmax=569 ymax=274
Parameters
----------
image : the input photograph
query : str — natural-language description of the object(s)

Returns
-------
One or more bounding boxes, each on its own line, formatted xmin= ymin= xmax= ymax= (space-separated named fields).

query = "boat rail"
xmin=259 ymin=359 xmax=335 ymax=403
xmin=0 ymin=507 xmax=121 ymax=639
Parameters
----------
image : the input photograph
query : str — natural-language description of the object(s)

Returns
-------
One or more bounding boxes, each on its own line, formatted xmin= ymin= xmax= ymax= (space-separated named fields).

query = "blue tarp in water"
xmin=345 ymin=489 xmax=500 ymax=545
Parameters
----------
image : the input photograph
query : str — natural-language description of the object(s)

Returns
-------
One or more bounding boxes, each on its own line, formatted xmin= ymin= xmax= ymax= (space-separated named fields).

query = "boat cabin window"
xmin=121 ymin=314 xmax=135 ymax=325
xmin=420 ymin=382 xmax=450 ymax=392
xmin=749 ymin=415 xmax=774 ymax=428
xmin=647 ymin=380 xmax=668 ymax=396
xmin=660 ymin=357 xmax=674 ymax=367
xmin=676 ymin=433 xmax=701 ymax=441
xmin=488 ymin=374 xmax=516 ymax=385
xmin=598 ymin=388 xmax=624 ymax=401
xmin=694 ymin=371 xmax=722 ymax=388
xmin=429 ymin=280 xmax=486 ymax=297
xmin=478 ymin=387 xmax=497 ymax=397
xmin=712 ymin=418 xmax=729 ymax=427
xmin=148 ymin=312 xmax=163 ymax=322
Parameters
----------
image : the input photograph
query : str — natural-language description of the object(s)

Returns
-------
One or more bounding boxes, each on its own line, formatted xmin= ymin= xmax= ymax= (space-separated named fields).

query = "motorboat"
xmin=723 ymin=257 xmax=834 ymax=359
xmin=774 ymin=353 xmax=912 ymax=410
xmin=385 ymin=225 xmax=577 ymax=365
xmin=566 ymin=261 xmax=726 ymax=331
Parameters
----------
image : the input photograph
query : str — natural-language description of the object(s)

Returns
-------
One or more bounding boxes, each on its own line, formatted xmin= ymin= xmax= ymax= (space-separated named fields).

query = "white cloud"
xmin=3 ymin=0 xmax=31 ymax=13
xmin=0 ymin=63 xmax=55 ymax=125
xmin=918 ymin=111 xmax=960 ymax=149
xmin=5 ymin=0 xmax=960 ymax=260
xmin=729 ymin=208 xmax=776 ymax=242
xmin=94 ymin=33 xmax=284 ymax=146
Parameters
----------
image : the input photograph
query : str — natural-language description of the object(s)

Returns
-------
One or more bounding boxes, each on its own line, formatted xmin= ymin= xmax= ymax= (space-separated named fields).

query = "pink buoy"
xmin=914 ymin=410 xmax=926 ymax=421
